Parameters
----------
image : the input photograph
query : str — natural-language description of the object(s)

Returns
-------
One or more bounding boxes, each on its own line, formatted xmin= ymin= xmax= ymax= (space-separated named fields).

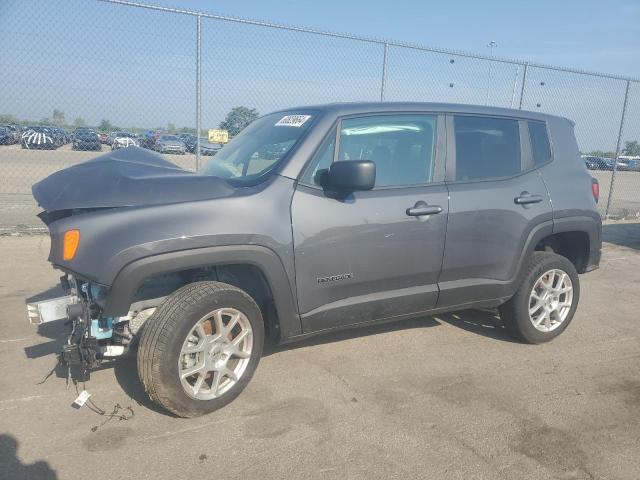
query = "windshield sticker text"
xmin=275 ymin=115 xmax=311 ymax=127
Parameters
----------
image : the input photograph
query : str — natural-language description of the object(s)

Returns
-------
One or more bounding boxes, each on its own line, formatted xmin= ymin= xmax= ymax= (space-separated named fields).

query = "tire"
xmin=137 ymin=281 xmax=264 ymax=417
xmin=499 ymin=251 xmax=580 ymax=344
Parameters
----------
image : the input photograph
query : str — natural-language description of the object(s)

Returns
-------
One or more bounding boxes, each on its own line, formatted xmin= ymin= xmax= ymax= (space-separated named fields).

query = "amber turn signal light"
xmin=63 ymin=229 xmax=80 ymax=261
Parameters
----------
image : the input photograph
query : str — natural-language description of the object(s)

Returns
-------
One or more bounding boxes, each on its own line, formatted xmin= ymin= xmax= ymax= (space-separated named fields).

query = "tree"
xmin=99 ymin=119 xmax=112 ymax=132
xmin=219 ymin=106 xmax=259 ymax=137
xmin=622 ymin=141 xmax=640 ymax=157
xmin=73 ymin=117 xmax=87 ymax=127
xmin=167 ymin=123 xmax=176 ymax=133
xmin=52 ymin=109 xmax=65 ymax=126
xmin=586 ymin=150 xmax=616 ymax=159
xmin=0 ymin=113 xmax=18 ymax=124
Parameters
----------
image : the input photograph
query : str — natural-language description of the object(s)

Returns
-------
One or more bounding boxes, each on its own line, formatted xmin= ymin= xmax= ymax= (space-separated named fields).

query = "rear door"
xmin=437 ymin=114 xmax=553 ymax=308
xmin=291 ymin=113 xmax=448 ymax=333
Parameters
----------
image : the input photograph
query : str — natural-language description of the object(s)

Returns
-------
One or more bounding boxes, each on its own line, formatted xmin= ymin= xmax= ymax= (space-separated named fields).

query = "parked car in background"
xmin=199 ymin=138 xmax=223 ymax=156
xmin=179 ymin=134 xmax=222 ymax=155
xmin=625 ymin=159 xmax=640 ymax=172
xmin=2 ymin=125 xmax=21 ymax=143
xmin=73 ymin=129 xmax=102 ymax=151
xmin=178 ymin=133 xmax=197 ymax=152
xmin=583 ymin=156 xmax=614 ymax=171
xmin=98 ymin=132 xmax=110 ymax=144
xmin=0 ymin=126 xmax=16 ymax=144
xmin=51 ymin=127 xmax=70 ymax=146
xmin=154 ymin=134 xmax=186 ymax=154
xmin=21 ymin=126 xmax=57 ymax=149
xmin=111 ymin=132 xmax=138 ymax=150
xmin=139 ymin=131 xmax=155 ymax=149
xmin=73 ymin=127 xmax=93 ymax=138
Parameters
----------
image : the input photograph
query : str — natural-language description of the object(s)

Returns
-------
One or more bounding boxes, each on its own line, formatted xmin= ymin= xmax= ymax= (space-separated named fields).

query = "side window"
xmin=300 ymin=128 xmax=336 ymax=186
xmin=337 ymin=114 xmax=437 ymax=187
xmin=528 ymin=121 xmax=552 ymax=165
xmin=453 ymin=115 xmax=521 ymax=181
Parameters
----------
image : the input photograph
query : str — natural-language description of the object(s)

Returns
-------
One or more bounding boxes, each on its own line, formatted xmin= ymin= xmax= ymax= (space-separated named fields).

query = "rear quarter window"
xmin=528 ymin=121 xmax=552 ymax=165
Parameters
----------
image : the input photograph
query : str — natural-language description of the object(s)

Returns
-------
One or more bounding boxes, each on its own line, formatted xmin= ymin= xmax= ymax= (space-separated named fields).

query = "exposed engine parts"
xmin=27 ymin=274 xmax=157 ymax=381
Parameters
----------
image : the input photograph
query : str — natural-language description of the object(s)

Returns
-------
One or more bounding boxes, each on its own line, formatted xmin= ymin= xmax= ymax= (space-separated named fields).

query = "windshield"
xmin=200 ymin=111 xmax=315 ymax=182
xmin=160 ymin=135 xmax=179 ymax=141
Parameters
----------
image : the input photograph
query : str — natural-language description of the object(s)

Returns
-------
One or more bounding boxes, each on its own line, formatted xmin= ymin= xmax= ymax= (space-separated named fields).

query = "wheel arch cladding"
xmin=102 ymin=245 xmax=302 ymax=338
xmin=535 ymin=231 xmax=590 ymax=273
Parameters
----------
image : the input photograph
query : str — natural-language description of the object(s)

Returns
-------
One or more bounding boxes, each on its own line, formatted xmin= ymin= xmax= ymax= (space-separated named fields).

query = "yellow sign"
xmin=208 ymin=129 xmax=229 ymax=143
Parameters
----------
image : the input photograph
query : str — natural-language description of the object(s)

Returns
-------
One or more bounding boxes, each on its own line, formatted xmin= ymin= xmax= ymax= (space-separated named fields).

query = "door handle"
xmin=406 ymin=203 xmax=443 ymax=216
xmin=514 ymin=192 xmax=543 ymax=205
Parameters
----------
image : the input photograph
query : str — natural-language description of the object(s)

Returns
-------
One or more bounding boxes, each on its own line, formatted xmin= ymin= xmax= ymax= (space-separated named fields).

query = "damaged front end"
xmin=27 ymin=274 xmax=154 ymax=381
xmin=27 ymin=147 xmax=234 ymax=381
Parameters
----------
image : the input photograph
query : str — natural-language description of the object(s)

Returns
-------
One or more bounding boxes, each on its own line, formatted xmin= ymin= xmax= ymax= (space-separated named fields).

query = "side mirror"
xmin=327 ymin=160 xmax=376 ymax=192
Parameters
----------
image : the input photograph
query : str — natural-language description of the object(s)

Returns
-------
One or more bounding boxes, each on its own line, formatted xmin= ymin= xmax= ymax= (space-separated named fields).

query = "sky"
xmin=1 ymin=0 xmax=639 ymax=152
xmin=152 ymin=0 xmax=640 ymax=78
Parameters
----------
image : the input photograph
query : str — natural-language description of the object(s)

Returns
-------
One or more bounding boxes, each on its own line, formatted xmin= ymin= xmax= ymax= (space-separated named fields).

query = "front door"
xmin=291 ymin=113 xmax=449 ymax=333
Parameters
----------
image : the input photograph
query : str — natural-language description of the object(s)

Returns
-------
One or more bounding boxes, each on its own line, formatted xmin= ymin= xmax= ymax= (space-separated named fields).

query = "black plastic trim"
xmin=102 ymin=245 xmax=302 ymax=338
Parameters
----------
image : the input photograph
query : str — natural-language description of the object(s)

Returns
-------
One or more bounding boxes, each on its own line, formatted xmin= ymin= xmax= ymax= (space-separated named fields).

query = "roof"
xmin=276 ymin=102 xmax=568 ymax=123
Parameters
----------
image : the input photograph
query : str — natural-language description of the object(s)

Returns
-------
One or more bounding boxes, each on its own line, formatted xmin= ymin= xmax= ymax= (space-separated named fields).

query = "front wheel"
xmin=137 ymin=281 xmax=264 ymax=417
xmin=499 ymin=252 xmax=580 ymax=344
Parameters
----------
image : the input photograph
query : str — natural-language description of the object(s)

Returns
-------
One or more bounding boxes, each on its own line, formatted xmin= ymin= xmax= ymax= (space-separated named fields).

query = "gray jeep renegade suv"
xmin=29 ymin=102 xmax=601 ymax=417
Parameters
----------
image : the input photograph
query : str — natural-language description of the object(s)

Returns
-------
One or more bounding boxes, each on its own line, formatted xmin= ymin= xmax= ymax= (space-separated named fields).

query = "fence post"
xmin=605 ymin=79 xmax=631 ymax=218
xmin=195 ymin=14 xmax=202 ymax=171
xmin=510 ymin=65 xmax=520 ymax=108
xmin=518 ymin=62 xmax=528 ymax=110
xmin=380 ymin=42 xmax=389 ymax=102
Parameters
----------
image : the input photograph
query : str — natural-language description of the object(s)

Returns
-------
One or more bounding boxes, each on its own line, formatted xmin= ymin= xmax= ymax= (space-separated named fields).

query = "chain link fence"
xmin=1 ymin=0 xmax=639 ymax=230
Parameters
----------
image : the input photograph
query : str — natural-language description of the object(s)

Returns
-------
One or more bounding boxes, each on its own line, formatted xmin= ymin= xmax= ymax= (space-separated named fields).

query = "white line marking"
xmin=0 ymin=395 xmax=46 ymax=404
xmin=0 ymin=337 xmax=32 ymax=343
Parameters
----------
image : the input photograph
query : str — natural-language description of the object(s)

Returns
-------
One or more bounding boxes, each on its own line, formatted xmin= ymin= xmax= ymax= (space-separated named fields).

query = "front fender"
xmin=102 ymin=245 xmax=302 ymax=338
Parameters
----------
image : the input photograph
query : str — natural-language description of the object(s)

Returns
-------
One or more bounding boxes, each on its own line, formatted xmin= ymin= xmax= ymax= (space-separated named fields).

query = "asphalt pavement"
xmin=1 ymin=223 xmax=639 ymax=480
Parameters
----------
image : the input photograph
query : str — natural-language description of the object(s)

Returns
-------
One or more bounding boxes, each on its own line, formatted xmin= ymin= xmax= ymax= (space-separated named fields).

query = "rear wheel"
xmin=499 ymin=252 xmax=579 ymax=344
xmin=137 ymin=281 xmax=264 ymax=417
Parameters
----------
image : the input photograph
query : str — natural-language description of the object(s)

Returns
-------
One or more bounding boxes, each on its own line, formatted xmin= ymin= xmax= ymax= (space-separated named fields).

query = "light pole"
xmin=486 ymin=40 xmax=497 ymax=105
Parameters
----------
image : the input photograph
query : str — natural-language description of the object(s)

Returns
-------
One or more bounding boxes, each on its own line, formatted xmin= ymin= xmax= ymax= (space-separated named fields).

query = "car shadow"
xmin=264 ymin=307 xmax=517 ymax=356
xmin=432 ymin=309 xmax=518 ymax=343
xmin=25 ymin=285 xmax=65 ymax=304
xmin=0 ymin=434 xmax=58 ymax=480
xmin=112 ymin=355 xmax=179 ymax=417
xmin=263 ymin=314 xmax=440 ymax=356
xmin=602 ymin=222 xmax=640 ymax=250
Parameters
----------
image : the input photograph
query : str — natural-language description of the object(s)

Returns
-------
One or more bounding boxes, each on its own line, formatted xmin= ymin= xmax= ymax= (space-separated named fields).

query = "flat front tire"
xmin=499 ymin=252 xmax=580 ymax=344
xmin=137 ymin=281 xmax=264 ymax=417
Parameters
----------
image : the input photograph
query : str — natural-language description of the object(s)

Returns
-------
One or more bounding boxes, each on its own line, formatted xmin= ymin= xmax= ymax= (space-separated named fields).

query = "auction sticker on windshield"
xmin=275 ymin=115 xmax=311 ymax=127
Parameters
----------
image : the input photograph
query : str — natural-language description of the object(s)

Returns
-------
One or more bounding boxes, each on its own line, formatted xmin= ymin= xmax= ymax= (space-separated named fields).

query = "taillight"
xmin=591 ymin=178 xmax=599 ymax=203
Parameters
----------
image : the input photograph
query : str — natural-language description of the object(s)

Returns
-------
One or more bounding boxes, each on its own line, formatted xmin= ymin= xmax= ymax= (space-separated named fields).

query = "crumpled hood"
xmin=32 ymin=146 xmax=234 ymax=212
